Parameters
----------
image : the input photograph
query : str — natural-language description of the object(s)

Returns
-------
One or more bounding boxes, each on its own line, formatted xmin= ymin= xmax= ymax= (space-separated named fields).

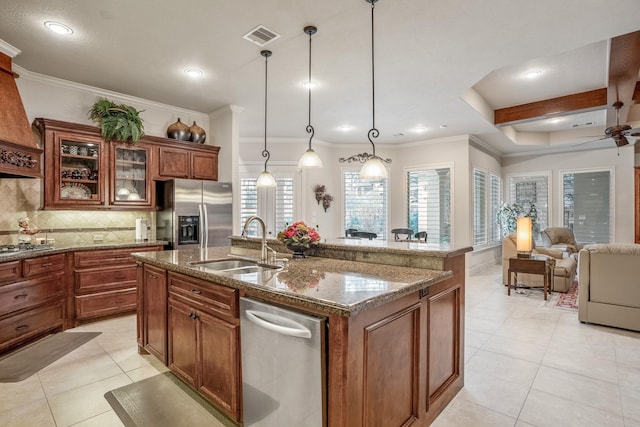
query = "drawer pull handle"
xmin=15 ymin=324 xmax=29 ymax=332
xmin=41 ymin=263 xmax=52 ymax=268
xmin=148 ymin=274 xmax=157 ymax=279
xmin=115 ymin=299 xmax=125 ymax=303
xmin=115 ymin=275 xmax=125 ymax=279
xmin=14 ymin=293 xmax=28 ymax=299
xmin=189 ymin=312 xmax=199 ymax=320
xmin=190 ymin=289 xmax=202 ymax=294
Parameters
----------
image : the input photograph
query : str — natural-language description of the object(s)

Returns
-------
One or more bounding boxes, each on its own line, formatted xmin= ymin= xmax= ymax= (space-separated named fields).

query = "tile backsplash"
xmin=0 ymin=178 xmax=154 ymax=246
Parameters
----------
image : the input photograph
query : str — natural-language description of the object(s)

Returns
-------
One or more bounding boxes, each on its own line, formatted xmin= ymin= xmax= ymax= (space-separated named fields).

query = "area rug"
xmin=0 ymin=331 xmax=101 ymax=382
xmin=105 ymin=372 xmax=234 ymax=427
xmin=539 ymin=280 xmax=579 ymax=311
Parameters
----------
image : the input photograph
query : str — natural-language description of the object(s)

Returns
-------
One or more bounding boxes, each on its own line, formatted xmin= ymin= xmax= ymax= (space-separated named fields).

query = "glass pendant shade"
xmin=359 ymin=156 xmax=388 ymax=179
xmin=298 ymin=148 xmax=323 ymax=169
xmin=256 ymin=170 xmax=277 ymax=188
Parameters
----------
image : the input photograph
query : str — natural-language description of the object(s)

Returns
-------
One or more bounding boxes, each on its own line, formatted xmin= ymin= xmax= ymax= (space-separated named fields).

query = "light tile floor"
xmin=1 ymin=263 xmax=639 ymax=426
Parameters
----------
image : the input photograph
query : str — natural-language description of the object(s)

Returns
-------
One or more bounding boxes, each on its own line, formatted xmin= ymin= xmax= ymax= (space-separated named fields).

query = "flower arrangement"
xmin=277 ymin=221 xmax=321 ymax=248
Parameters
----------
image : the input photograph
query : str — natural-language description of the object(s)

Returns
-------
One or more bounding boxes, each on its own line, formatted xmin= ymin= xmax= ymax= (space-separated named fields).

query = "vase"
xmin=167 ymin=118 xmax=191 ymax=141
xmin=189 ymin=121 xmax=207 ymax=144
xmin=286 ymin=244 xmax=309 ymax=259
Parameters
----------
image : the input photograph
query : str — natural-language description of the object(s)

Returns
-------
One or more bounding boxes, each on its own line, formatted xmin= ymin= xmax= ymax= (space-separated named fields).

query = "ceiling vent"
xmin=243 ymin=25 xmax=280 ymax=47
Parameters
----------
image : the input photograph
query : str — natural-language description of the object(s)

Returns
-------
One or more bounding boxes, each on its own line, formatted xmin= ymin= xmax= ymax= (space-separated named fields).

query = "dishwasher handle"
xmin=245 ymin=309 xmax=312 ymax=339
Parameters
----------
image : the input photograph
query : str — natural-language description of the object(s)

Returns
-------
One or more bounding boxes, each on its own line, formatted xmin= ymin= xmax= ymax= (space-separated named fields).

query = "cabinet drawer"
xmin=0 ymin=273 xmax=65 ymax=315
xmin=74 ymin=247 xmax=161 ymax=268
xmin=22 ymin=254 xmax=65 ymax=277
xmin=75 ymin=265 xmax=137 ymax=293
xmin=75 ymin=288 xmax=137 ymax=320
xmin=0 ymin=261 xmax=21 ymax=284
xmin=168 ymin=272 xmax=238 ymax=319
xmin=0 ymin=302 xmax=64 ymax=347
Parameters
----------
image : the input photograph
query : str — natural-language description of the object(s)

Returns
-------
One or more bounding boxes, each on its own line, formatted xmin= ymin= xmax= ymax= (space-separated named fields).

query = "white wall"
xmin=502 ymin=146 xmax=636 ymax=243
xmin=15 ymin=66 xmax=210 ymax=141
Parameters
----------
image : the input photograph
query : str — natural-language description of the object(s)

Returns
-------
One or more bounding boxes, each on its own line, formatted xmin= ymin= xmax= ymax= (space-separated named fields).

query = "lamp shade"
xmin=516 ymin=217 xmax=533 ymax=253
xmin=256 ymin=170 xmax=277 ymax=188
xmin=298 ymin=148 xmax=323 ymax=169
xmin=359 ymin=156 xmax=388 ymax=179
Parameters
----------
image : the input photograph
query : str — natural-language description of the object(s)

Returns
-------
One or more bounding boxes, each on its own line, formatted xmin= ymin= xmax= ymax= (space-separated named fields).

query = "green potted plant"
xmin=88 ymin=98 xmax=144 ymax=143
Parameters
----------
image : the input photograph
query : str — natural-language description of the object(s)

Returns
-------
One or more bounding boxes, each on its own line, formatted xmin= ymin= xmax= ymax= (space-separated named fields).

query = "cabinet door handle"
xmin=14 ymin=293 xmax=28 ymax=299
xmin=148 ymin=274 xmax=157 ymax=279
xmin=15 ymin=324 xmax=29 ymax=332
xmin=190 ymin=289 xmax=201 ymax=294
xmin=41 ymin=263 xmax=52 ymax=268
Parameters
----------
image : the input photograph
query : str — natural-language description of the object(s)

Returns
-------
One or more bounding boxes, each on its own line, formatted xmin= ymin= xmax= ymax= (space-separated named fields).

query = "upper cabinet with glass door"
xmin=110 ymin=143 xmax=153 ymax=208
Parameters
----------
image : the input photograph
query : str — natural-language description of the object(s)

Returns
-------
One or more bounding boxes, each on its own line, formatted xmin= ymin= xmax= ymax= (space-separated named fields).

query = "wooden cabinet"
xmin=109 ymin=142 xmax=154 ymax=208
xmin=140 ymin=264 xmax=168 ymax=363
xmin=35 ymin=118 xmax=220 ymax=210
xmin=72 ymin=246 xmax=162 ymax=324
xmin=0 ymin=254 xmax=65 ymax=354
xmin=167 ymin=271 xmax=240 ymax=421
xmin=154 ymin=141 xmax=219 ymax=181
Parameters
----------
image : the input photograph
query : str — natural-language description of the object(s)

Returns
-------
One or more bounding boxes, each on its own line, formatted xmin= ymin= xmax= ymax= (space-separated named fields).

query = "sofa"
xmin=540 ymin=227 xmax=585 ymax=254
xmin=578 ymin=243 xmax=640 ymax=331
xmin=502 ymin=233 xmax=577 ymax=292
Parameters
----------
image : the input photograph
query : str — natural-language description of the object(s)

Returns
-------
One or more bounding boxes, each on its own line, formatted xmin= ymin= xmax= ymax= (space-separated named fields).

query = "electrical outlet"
xmin=93 ymin=235 xmax=104 ymax=242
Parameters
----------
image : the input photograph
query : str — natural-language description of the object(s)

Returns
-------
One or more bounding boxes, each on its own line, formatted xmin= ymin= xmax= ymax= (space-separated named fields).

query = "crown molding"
xmin=0 ymin=39 xmax=21 ymax=58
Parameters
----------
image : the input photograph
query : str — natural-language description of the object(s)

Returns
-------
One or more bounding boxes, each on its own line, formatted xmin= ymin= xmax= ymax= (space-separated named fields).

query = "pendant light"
xmin=256 ymin=49 xmax=277 ymax=188
xmin=338 ymin=0 xmax=391 ymax=178
xmin=297 ymin=25 xmax=323 ymax=169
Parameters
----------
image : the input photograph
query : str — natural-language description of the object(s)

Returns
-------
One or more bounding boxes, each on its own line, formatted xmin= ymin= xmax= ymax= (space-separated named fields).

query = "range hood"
xmin=0 ymin=43 xmax=42 ymax=179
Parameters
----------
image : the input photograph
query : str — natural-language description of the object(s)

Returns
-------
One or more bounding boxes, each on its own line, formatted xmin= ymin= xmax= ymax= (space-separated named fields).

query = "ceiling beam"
xmin=494 ymin=89 xmax=607 ymax=126
xmin=607 ymin=31 xmax=640 ymax=126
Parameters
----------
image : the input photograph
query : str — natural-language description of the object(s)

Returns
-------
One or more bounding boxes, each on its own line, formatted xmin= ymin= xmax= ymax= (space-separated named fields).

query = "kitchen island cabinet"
xmin=134 ymin=240 xmax=470 ymax=426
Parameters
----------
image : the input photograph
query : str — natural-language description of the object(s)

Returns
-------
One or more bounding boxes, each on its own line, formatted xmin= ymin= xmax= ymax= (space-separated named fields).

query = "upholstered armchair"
xmin=502 ymin=233 xmax=577 ymax=292
xmin=540 ymin=227 xmax=585 ymax=254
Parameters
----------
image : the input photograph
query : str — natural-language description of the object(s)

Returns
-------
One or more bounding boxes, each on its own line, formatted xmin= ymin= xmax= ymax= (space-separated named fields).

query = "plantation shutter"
xmin=407 ymin=168 xmax=451 ymax=244
xmin=275 ymin=177 xmax=294 ymax=233
xmin=473 ymin=169 xmax=487 ymax=246
xmin=239 ymin=177 xmax=259 ymax=236
xmin=490 ymin=174 xmax=502 ymax=244
xmin=343 ymin=171 xmax=387 ymax=239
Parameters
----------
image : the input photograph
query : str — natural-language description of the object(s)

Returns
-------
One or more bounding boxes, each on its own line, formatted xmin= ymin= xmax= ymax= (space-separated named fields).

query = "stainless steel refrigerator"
xmin=156 ymin=179 xmax=232 ymax=250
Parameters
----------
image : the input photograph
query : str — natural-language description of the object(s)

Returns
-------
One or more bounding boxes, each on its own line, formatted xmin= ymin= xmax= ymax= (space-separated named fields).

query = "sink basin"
xmin=193 ymin=259 xmax=259 ymax=271
xmin=189 ymin=258 xmax=281 ymax=274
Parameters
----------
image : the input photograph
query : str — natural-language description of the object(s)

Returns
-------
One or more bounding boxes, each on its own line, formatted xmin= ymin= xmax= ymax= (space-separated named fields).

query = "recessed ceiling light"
xmin=524 ymin=69 xmax=542 ymax=79
xmin=440 ymin=124 xmax=447 ymax=128
xmin=413 ymin=127 xmax=428 ymax=133
xmin=300 ymin=81 xmax=318 ymax=89
xmin=44 ymin=21 xmax=73 ymax=35
xmin=393 ymin=132 xmax=406 ymax=137
xmin=548 ymin=117 xmax=563 ymax=124
xmin=184 ymin=68 xmax=203 ymax=78
xmin=338 ymin=125 xmax=354 ymax=132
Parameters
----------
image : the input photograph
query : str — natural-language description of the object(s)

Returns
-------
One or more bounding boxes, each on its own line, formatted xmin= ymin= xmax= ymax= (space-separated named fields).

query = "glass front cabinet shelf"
xmin=50 ymin=132 xmax=107 ymax=208
xmin=109 ymin=143 xmax=153 ymax=208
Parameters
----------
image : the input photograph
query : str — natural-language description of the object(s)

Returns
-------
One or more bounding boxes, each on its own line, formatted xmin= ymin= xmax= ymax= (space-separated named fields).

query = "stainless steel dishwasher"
xmin=240 ymin=297 xmax=326 ymax=426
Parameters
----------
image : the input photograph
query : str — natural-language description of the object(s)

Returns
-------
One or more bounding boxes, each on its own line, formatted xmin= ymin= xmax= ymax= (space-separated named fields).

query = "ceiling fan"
xmin=602 ymin=100 xmax=639 ymax=147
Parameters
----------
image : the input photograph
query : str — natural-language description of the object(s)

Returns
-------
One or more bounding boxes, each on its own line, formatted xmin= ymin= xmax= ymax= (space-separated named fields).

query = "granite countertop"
xmin=132 ymin=246 xmax=453 ymax=316
xmin=0 ymin=240 xmax=166 ymax=262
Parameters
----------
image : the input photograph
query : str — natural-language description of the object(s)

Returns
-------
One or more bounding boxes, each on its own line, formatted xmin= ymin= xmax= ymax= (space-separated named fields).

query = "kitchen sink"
xmin=189 ymin=258 xmax=281 ymax=274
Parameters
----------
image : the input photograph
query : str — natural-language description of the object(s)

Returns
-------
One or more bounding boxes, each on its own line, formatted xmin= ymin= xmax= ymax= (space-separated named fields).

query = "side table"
xmin=507 ymin=255 xmax=554 ymax=300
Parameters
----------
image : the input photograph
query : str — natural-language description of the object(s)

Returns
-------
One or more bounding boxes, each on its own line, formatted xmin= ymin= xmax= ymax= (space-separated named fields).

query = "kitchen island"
xmin=134 ymin=239 xmax=471 ymax=426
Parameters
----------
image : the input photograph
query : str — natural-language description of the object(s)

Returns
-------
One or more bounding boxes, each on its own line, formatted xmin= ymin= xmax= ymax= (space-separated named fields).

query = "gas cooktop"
xmin=0 ymin=244 xmax=53 ymax=257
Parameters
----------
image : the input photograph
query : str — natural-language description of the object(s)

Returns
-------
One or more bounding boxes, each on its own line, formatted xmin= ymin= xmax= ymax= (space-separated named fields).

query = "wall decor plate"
xmin=60 ymin=182 xmax=92 ymax=199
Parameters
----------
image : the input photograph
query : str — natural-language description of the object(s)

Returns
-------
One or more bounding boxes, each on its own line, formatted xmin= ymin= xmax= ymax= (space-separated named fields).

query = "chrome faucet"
xmin=241 ymin=215 xmax=277 ymax=265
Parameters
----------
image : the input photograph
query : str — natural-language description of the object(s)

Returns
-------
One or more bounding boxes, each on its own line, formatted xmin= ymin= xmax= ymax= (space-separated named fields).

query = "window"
xmin=343 ymin=171 xmax=387 ymax=239
xmin=407 ymin=167 xmax=451 ymax=244
xmin=561 ymin=169 xmax=612 ymax=243
xmin=507 ymin=173 xmax=550 ymax=238
xmin=239 ymin=173 xmax=296 ymax=237
xmin=473 ymin=169 xmax=502 ymax=246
